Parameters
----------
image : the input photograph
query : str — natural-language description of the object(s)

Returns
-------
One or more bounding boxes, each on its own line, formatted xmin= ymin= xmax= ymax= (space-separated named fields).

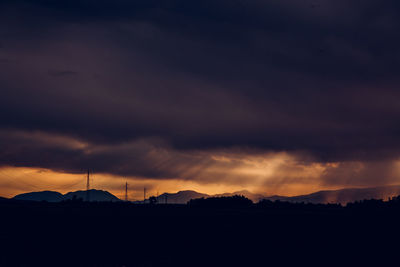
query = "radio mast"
xmin=125 ymin=182 xmax=128 ymax=201
xmin=86 ymin=169 xmax=90 ymax=202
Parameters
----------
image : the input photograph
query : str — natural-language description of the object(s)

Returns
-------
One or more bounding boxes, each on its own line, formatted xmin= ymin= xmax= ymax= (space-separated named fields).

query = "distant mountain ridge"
xmin=263 ymin=185 xmax=400 ymax=204
xmin=156 ymin=190 xmax=209 ymax=204
xmin=152 ymin=185 xmax=400 ymax=204
xmin=153 ymin=189 xmax=278 ymax=204
xmin=13 ymin=189 xmax=120 ymax=202
xmin=213 ymin=190 xmax=266 ymax=202
xmin=12 ymin=185 xmax=400 ymax=205
xmin=13 ymin=191 xmax=64 ymax=202
xmin=64 ymin=189 xmax=120 ymax=202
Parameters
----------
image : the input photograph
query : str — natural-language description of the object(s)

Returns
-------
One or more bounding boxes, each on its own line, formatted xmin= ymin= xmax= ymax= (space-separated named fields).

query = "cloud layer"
xmin=1 ymin=0 xmax=400 ymax=191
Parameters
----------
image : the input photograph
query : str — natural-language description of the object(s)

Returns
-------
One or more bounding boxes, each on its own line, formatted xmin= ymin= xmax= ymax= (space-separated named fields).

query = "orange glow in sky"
xmin=2 ymin=150 xmax=400 ymax=200
xmin=0 ymin=163 xmax=336 ymax=200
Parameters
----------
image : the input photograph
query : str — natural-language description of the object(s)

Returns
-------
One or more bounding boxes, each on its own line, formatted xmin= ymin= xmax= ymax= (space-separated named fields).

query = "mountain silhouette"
xmin=213 ymin=190 xmax=265 ymax=202
xmin=156 ymin=190 xmax=209 ymax=204
xmin=13 ymin=191 xmax=65 ymax=202
xmin=12 ymin=185 xmax=400 ymax=205
xmin=264 ymin=195 xmax=288 ymax=201
xmin=263 ymin=185 xmax=400 ymax=204
xmin=13 ymin=189 xmax=120 ymax=202
xmin=153 ymin=186 xmax=400 ymax=204
xmin=154 ymin=190 xmax=266 ymax=203
xmin=64 ymin=189 xmax=120 ymax=202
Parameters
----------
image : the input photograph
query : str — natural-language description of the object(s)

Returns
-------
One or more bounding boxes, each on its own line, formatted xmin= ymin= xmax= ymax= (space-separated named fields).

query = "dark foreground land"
xmin=1 ymin=197 xmax=400 ymax=267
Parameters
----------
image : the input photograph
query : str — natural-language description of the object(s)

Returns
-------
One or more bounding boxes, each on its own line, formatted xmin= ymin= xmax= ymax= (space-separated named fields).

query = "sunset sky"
xmin=2 ymin=0 xmax=400 ymax=200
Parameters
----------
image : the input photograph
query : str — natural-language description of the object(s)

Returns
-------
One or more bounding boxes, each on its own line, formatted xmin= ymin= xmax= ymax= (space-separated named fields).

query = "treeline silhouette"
xmin=188 ymin=195 xmax=253 ymax=208
xmin=1 ymin=194 xmax=400 ymax=266
xmin=5 ymin=193 xmax=400 ymax=210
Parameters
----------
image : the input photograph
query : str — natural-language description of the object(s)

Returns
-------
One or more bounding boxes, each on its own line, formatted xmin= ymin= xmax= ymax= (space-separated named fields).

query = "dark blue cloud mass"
xmin=1 ymin=0 xmax=400 ymax=184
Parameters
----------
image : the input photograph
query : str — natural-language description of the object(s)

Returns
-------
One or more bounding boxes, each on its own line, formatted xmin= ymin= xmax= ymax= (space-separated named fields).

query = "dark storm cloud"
xmin=0 ymin=130 xmax=255 ymax=184
xmin=48 ymin=70 xmax=78 ymax=77
xmin=1 ymin=0 xmax=400 ymax=183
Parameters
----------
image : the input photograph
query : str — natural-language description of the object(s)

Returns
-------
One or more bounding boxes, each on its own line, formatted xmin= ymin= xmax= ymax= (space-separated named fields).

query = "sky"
xmin=2 ymin=0 xmax=400 ymax=200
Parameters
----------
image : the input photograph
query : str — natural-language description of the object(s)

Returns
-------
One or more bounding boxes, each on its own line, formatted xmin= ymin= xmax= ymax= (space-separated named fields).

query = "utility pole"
xmin=125 ymin=182 xmax=128 ymax=202
xmin=86 ymin=169 xmax=90 ymax=202
xmin=144 ymin=187 xmax=146 ymax=204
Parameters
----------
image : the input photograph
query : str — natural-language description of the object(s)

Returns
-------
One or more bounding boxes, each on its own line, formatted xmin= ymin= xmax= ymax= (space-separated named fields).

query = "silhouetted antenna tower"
xmin=144 ymin=187 xmax=146 ymax=203
xmin=125 ymin=182 xmax=128 ymax=201
xmin=86 ymin=169 xmax=90 ymax=202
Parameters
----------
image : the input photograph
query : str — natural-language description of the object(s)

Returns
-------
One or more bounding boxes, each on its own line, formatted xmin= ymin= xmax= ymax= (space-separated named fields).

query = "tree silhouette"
xmin=188 ymin=195 xmax=253 ymax=208
xmin=149 ymin=196 xmax=157 ymax=205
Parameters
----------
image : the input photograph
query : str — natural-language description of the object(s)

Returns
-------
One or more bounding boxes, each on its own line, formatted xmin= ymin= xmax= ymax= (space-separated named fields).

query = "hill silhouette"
xmin=64 ymin=189 xmax=120 ymax=202
xmin=13 ymin=189 xmax=120 ymax=202
xmin=156 ymin=190 xmax=209 ymax=204
xmin=147 ymin=185 xmax=400 ymax=204
xmin=213 ymin=190 xmax=265 ymax=202
xmin=13 ymin=191 xmax=65 ymax=202
xmin=153 ymin=190 xmax=271 ymax=203
xmin=12 ymin=185 xmax=400 ymax=205
xmin=264 ymin=185 xmax=400 ymax=204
